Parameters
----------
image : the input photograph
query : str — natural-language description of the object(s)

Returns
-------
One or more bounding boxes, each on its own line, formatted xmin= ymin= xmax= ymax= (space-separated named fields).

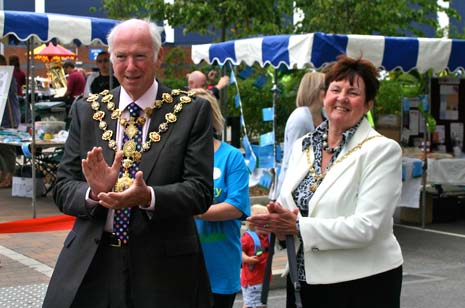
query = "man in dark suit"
xmin=43 ymin=19 xmax=214 ymax=308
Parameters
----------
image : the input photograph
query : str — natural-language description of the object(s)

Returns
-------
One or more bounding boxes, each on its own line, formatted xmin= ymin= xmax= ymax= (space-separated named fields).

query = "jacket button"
xmin=311 ymin=247 xmax=319 ymax=253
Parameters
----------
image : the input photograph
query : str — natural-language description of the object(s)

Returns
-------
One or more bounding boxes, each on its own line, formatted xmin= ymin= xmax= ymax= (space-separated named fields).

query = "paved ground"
xmin=2 ymin=188 xmax=465 ymax=308
xmin=0 ymin=189 xmax=287 ymax=307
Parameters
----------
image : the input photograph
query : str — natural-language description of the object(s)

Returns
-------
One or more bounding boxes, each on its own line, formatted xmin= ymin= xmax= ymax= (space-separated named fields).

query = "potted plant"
xmin=375 ymin=76 xmax=403 ymax=128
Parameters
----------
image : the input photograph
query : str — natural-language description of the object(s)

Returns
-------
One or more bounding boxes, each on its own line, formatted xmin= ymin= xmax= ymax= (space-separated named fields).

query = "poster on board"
xmin=439 ymin=82 xmax=459 ymax=120
xmin=0 ymin=66 xmax=14 ymax=124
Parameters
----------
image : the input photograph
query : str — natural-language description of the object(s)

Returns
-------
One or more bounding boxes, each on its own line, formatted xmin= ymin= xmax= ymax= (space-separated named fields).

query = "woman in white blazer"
xmin=248 ymin=55 xmax=403 ymax=308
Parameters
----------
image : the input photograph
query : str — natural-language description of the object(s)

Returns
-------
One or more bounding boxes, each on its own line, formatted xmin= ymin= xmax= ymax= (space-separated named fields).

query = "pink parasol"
xmin=33 ymin=43 xmax=76 ymax=62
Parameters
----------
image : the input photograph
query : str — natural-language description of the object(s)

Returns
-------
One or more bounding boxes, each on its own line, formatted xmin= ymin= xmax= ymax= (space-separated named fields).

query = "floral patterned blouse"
xmin=293 ymin=119 xmax=361 ymax=281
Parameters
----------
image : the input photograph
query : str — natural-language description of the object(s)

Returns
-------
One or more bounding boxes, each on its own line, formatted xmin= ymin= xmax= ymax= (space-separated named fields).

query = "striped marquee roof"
xmin=0 ymin=10 xmax=119 ymax=45
xmin=192 ymin=32 xmax=465 ymax=73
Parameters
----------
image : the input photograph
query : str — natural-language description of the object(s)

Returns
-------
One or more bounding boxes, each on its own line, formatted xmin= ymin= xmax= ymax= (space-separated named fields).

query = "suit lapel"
xmin=95 ymin=88 xmax=120 ymax=165
xmin=140 ymin=84 xmax=173 ymax=180
xmin=279 ymin=144 xmax=312 ymax=211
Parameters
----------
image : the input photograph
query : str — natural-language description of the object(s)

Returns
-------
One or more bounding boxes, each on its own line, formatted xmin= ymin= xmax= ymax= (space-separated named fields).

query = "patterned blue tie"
xmin=113 ymin=102 xmax=143 ymax=244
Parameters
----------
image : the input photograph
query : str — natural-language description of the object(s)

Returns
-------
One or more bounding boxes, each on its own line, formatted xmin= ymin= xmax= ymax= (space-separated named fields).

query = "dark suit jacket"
xmin=43 ymin=84 xmax=214 ymax=308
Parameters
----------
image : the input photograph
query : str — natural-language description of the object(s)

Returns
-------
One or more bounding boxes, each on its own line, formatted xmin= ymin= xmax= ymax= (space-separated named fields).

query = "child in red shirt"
xmin=241 ymin=204 xmax=270 ymax=308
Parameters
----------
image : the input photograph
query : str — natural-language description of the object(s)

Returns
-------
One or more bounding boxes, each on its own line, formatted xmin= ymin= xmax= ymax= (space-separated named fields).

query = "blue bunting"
xmin=262 ymin=107 xmax=274 ymax=122
xmin=238 ymin=67 xmax=253 ymax=80
xmin=253 ymin=75 xmax=268 ymax=89
xmin=258 ymin=170 xmax=273 ymax=189
xmin=259 ymin=132 xmax=274 ymax=146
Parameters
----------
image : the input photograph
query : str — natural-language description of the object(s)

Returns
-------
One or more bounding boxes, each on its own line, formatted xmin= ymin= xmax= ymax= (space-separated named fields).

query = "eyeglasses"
xmin=97 ymin=59 xmax=109 ymax=63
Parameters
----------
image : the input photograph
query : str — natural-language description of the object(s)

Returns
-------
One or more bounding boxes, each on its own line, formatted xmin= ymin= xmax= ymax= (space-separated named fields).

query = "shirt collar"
xmin=119 ymin=79 xmax=159 ymax=111
xmin=302 ymin=119 xmax=363 ymax=151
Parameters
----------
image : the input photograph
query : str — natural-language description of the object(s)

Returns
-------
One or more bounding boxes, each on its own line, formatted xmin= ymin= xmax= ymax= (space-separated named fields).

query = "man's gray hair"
xmin=107 ymin=19 xmax=164 ymax=63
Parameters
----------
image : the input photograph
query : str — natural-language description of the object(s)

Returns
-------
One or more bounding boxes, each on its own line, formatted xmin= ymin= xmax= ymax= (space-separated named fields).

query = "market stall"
xmin=192 ymin=32 xmax=465 ymax=226
xmin=0 ymin=10 xmax=119 ymax=217
xmin=33 ymin=42 xmax=76 ymax=96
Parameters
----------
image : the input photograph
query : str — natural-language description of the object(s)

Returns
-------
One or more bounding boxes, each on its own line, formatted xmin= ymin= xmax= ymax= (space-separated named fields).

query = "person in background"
xmin=248 ymin=55 xmax=403 ymax=308
xmin=193 ymin=88 xmax=250 ymax=308
xmin=241 ymin=204 xmax=271 ymax=308
xmin=275 ymin=72 xmax=325 ymax=197
xmin=187 ymin=70 xmax=230 ymax=99
xmin=8 ymin=55 xmax=26 ymax=97
xmin=62 ymin=61 xmax=86 ymax=104
xmin=82 ymin=68 xmax=99 ymax=98
xmin=90 ymin=51 xmax=120 ymax=94
xmin=43 ymin=19 xmax=214 ymax=308
xmin=0 ymin=54 xmax=20 ymax=188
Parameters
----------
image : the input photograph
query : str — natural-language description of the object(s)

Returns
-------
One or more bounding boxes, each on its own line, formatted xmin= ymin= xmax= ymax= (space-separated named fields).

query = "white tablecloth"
xmin=401 ymin=158 xmax=465 ymax=209
xmin=428 ymin=158 xmax=465 ymax=186
xmin=401 ymin=158 xmax=423 ymax=208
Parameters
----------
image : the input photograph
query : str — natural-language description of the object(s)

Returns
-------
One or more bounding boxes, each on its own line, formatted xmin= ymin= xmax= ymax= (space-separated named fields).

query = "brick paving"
xmin=0 ymin=188 xmax=288 ymax=306
xmin=0 ymin=188 xmax=66 ymax=307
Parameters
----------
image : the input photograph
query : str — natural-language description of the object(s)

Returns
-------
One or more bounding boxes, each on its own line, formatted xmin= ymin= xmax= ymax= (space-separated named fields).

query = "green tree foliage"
xmin=101 ymin=0 xmax=459 ymax=38
xmin=100 ymin=0 xmax=164 ymax=20
xmin=160 ymin=0 xmax=294 ymax=40
xmin=101 ymin=0 xmax=294 ymax=40
xmin=293 ymin=0 xmax=459 ymax=37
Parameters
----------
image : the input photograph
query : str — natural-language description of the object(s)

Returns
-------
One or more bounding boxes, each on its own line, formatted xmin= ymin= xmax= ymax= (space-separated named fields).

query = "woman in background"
xmin=276 ymin=72 xmax=325 ymax=197
xmin=194 ymin=88 xmax=251 ymax=308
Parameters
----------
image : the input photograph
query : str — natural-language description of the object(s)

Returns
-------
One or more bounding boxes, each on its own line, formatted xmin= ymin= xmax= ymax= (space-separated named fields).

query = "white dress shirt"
xmin=85 ymin=80 xmax=158 ymax=232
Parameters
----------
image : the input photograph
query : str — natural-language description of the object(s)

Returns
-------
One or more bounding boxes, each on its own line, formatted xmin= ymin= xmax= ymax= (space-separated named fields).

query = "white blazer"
xmin=278 ymin=118 xmax=403 ymax=284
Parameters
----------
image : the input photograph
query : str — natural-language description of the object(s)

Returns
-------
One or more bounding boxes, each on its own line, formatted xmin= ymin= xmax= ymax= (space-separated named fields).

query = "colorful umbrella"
xmin=33 ymin=43 xmax=76 ymax=62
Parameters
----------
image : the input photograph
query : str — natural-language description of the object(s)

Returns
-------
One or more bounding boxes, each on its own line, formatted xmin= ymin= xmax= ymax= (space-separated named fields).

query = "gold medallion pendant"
xmin=115 ymin=172 xmax=134 ymax=192
xmin=310 ymin=182 xmax=319 ymax=192
xmin=125 ymin=123 xmax=139 ymax=139
xmin=122 ymin=140 xmax=137 ymax=158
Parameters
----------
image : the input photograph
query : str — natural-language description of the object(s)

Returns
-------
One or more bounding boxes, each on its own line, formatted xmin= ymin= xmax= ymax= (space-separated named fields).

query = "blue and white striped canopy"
xmin=192 ymin=32 xmax=465 ymax=73
xmin=0 ymin=10 xmax=119 ymax=45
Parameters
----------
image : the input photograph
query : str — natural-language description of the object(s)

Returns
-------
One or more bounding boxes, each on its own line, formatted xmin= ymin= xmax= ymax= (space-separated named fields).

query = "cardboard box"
xmin=12 ymin=176 xmax=46 ymax=198
xmin=377 ymin=127 xmax=401 ymax=142
xmin=399 ymin=192 xmax=465 ymax=224
xmin=399 ymin=202 xmax=432 ymax=224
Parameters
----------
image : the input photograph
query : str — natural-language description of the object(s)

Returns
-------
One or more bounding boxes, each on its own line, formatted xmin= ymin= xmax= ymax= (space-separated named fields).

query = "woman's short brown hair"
xmin=324 ymin=54 xmax=380 ymax=104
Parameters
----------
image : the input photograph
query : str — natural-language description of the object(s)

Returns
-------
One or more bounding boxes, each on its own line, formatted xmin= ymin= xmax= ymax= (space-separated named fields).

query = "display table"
xmin=35 ymin=101 xmax=67 ymax=121
xmin=400 ymin=156 xmax=465 ymax=224
xmin=0 ymin=128 xmax=65 ymax=198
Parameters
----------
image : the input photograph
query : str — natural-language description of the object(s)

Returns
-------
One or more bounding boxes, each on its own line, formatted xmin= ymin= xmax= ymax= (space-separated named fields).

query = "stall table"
xmin=0 ymin=135 xmax=65 ymax=197
xmin=400 ymin=156 xmax=465 ymax=224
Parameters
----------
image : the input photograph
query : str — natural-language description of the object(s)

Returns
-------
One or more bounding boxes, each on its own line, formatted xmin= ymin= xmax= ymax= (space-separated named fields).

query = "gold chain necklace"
xmin=306 ymin=135 xmax=382 ymax=192
xmin=87 ymin=88 xmax=195 ymax=192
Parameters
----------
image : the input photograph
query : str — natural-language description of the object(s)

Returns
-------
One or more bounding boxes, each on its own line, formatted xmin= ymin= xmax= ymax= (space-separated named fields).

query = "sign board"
xmin=431 ymin=78 xmax=465 ymax=152
xmin=0 ymin=66 xmax=14 ymax=125
xmin=89 ymin=48 xmax=103 ymax=61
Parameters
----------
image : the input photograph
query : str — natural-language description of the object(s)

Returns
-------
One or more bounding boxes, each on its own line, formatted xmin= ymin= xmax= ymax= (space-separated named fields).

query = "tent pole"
xmin=421 ymin=129 xmax=428 ymax=229
xmin=221 ymin=65 xmax=228 ymax=140
xmin=269 ymin=69 xmax=279 ymax=201
xmin=421 ymin=77 xmax=431 ymax=229
xmin=25 ymin=42 xmax=31 ymax=123
xmin=30 ymin=37 xmax=37 ymax=219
